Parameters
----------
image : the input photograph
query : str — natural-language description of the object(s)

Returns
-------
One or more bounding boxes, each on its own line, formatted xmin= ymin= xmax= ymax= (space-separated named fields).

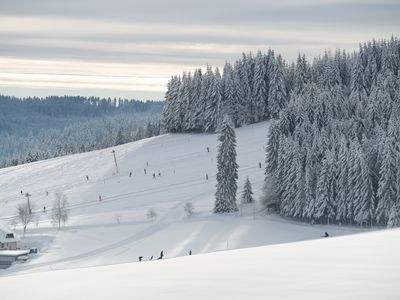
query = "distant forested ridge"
xmin=0 ymin=96 xmax=163 ymax=168
xmin=162 ymin=37 xmax=400 ymax=227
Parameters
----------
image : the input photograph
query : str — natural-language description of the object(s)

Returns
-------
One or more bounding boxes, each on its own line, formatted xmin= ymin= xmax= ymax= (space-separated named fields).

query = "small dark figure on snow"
xmin=189 ymin=250 xmax=192 ymax=255
xmin=259 ymin=161 xmax=262 ymax=168
xmin=158 ymin=250 xmax=164 ymax=259
xmin=153 ymin=173 xmax=156 ymax=179
xmin=324 ymin=232 xmax=329 ymax=238
xmin=138 ymin=256 xmax=143 ymax=262
xmin=43 ymin=206 xmax=46 ymax=213
xmin=20 ymin=190 xmax=23 ymax=195
xmin=158 ymin=171 xmax=161 ymax=177
xmin=144 ymin=168 xmax=147 ymax=174
xmin=99 ymin=195 xmax=102 ymax=202
xmin=206 ymin=147 xmax=210 ymax=153
xmin=206 ymin=173 xmax=209 ymax=180
xmin=86 ymin=175 xmax=89 ymax=181
xmin=150 ymin=256 xmax=153 ymax=260
xmin=46 ymin=191 xmax=49 ymax=196
xmin=129 ymin=171 xmax=132 ymax=177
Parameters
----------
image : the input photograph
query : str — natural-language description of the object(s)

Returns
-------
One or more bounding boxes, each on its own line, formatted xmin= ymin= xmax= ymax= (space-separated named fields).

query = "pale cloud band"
xmin=0 ymin=0 xmax=399 ymax=99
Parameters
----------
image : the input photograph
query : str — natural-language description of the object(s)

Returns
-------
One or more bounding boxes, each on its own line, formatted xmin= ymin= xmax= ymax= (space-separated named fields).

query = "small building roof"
xmin=0 ymin=250 xmax=30 ymax=257
xmin=0 ymin=222 xmax=19 ymax=243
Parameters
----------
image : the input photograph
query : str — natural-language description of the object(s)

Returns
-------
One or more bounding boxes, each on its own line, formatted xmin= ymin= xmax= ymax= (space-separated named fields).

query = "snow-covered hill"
xmin=1 ymin=228 xmax=399 ymax=299
xmin=0 ymin=122 xmax=364 ymax=275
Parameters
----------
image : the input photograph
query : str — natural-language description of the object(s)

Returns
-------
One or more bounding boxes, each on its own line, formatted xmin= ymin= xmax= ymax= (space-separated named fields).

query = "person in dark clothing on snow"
xmin=86 ymin=175 xmax=89 ymax=181
xmin=150 ymin=256 xmax=153 ymax=260
xmin=206 ymin=147 xmax=210 ymax=153
xmin=206 ymin=173 xmax=209 ymax=180
xmin=158 ymin=171 xmax=161 ymax=177
xmin=43 ymin=206 xmax=46 ymax=213
xmin=324 ymin=232 xmax=329 ymax=237
xmin=20 ymin=190 xmax=23 ymax=195
xmin=158 ymin=251 xmax=164 ymax=259
xmin=138 ymin=256 xmax=143 ymax=262
xmin=129 ymin=171 xmax=132 ymax=177
xmin=144 ymin=168 xmax=147 ymax=174
xmin=259 ymin=162 xmax=262 ymax=168
xmin=189 ymin=250 xmax=192 ymax=255
xmin=153 ymin=173 xmax=156 ymax=179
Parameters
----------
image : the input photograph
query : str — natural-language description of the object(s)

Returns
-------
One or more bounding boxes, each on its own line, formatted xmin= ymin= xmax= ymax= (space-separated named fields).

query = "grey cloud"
xmin=0 ymin=0 xmax=399 ymax=98
xmin=0 ymin=0 xmax=399 ymax=27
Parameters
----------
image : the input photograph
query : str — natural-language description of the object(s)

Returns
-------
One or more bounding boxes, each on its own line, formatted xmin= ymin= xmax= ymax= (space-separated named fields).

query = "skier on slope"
xmin=323 ymin=232 xmax=329 ymax=238
xmin=158 ymin=250 xmax=164 ymax=259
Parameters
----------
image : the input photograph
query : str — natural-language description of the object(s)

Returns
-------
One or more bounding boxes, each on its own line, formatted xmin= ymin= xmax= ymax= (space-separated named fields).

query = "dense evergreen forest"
xmin=0 ymin=96 xmax=163 ymax=168
xmin=162 ymin=37 xmax=400 ymax=227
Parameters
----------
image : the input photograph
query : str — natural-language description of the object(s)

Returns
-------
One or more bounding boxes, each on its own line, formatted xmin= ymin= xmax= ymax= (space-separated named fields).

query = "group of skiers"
xmin=138 ymin=250 xmax=193 ymax=262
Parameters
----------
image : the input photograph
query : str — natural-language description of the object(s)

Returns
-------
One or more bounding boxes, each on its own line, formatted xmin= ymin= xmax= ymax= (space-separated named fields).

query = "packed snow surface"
xmin=0 ymin=122 xmax=366 ymax=276
xmin=1 ymin=229 xmax=399 ymax=299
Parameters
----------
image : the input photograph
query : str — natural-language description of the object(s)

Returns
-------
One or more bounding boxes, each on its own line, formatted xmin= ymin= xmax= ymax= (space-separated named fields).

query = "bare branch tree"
xmin=184 ymin=202 xmax=195 ymax=217
xmin=17 ymin=203 xmax=32 ymax=234
xmin=51 ymin=192 xmax=69 ymax=230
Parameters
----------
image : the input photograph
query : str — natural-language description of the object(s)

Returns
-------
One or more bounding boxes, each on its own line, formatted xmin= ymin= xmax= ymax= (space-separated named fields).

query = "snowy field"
xmin=0 ymin=121 xmax=369 ymax=276
xmin=1 ymin=229 xmax=399 ymax=299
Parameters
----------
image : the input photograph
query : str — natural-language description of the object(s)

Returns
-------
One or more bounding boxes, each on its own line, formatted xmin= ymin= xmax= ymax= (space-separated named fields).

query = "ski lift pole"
xmin=25 ymin=192 xmax=32 ymax=215
xmin=112 ymin=149 xmax=119 ymax=174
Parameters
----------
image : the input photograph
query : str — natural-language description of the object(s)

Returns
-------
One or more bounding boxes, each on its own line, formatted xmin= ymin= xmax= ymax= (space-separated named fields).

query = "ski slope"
xmin=0 ymin=121 xmax=364 ymax=275
xmin=1 ymin=229 xmax=399 ymax=300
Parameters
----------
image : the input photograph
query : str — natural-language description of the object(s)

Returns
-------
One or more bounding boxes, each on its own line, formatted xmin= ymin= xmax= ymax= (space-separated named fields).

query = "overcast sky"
xmin=0 ymin=0 xmax=399 ymax=100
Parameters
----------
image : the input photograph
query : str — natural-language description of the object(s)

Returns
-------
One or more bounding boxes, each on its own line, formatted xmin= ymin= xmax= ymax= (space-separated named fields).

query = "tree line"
xmin=0 ymin=96 xmax=163 ymax=168
xmin=265 ymin=37 xmax=400 ymax=227
xmin=163 ymin=36 xmax=400 ymax=227
xmin=162 ymin=49 xmax=288 ymax=133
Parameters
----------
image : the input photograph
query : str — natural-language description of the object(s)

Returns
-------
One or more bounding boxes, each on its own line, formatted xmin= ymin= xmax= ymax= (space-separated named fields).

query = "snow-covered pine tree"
xmin=293 ymin=54 xmax=309 ymax=95
xmin=204 ymin=69 xmax=222 ymax=132
xmin=241 ymin=177 xmax=254 ymax=204
xmin=222 ymin=62 xmax=239 ymax=126
xmin=304 ymin=149 xmax=317 ymax=221
xmin=189 ymin=68 xmax=204 ymax=131
xmin=268 ymin=55 xmax=287 ymax=119
xmin=387 ymin=202 xmax=400 ymax=228
xmin=353 ymin=150 xmax=375 ymax=226
xmin=280 ymin=138 xmax=297 ymax=216
xmin=314 ymin=150 xmax=336 ymax=224
xmin=292 ymin=147 xmax=306 ymax=219
xmin=376 ymin=137 xmax=397 ymax=224
xmin=115 ymin=129 xmax=125 ymax=145
xmin=214 ymin=115 xmax=239 ymax=213
xmin=265 ymin=121 xmax=280 ymax=176
xmin=252 ymin=51 xmax=268 ymax=121
xmin=336 ymin=138 xmax=349 ymax=223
